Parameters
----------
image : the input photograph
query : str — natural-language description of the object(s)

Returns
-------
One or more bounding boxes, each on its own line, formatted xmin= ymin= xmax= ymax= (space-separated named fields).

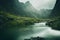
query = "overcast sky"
xmin=19 ymin=0 xmax=56 ymax=10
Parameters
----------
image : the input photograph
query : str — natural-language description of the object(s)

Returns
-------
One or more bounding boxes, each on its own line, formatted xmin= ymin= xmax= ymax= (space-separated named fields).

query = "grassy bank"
xmin=0 ymin=11 xmax=42 ymax=29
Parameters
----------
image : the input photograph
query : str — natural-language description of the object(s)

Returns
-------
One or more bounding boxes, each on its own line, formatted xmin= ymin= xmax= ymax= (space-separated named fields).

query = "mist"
xmin=19 ymin=0 xmax=56 ymax=10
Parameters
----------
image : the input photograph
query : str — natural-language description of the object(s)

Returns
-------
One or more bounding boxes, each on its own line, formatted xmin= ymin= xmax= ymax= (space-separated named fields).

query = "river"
xmin=16 ymin=22 xmax=60 ymax=40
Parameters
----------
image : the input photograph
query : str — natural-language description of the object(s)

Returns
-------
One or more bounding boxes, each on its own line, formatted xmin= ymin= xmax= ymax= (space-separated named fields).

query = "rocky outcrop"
xmin=24 ymin=37 xmax=45 ymax=40
xmin=46 ymin=18 xmax=60 ymax=30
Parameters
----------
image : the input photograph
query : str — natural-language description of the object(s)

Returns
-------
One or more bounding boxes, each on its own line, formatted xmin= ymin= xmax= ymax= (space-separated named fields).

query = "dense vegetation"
xmin=0 ymin=11 xmax=51 ymax=40
xmin=0 ymin=11 xmax=42 ymax=29
xmin=0 ymin=0 xmax=60 ymax=40
xmin=46 ymin=17 xmax=60 ymax=30
xmin=0 ymin=11 xmax=43 ymax=40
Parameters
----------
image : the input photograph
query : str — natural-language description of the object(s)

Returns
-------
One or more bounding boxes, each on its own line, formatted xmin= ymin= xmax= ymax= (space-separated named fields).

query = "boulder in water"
xmin=24 ymin=36 xmax=45 ymax=40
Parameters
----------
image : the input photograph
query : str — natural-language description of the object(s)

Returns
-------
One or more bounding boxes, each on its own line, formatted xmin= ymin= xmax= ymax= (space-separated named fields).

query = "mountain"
xmin=37 ymin=9 xmax=52 ymax=18
xmin=23 ymin=1 xmax=52 ymax=18
xmin=0 ymin=0 xmax=52 ymax=18
xmin=50 ymin=0 xmax=60 ymax=17
xmin=23 ymin=1 xmax=39 ymax=18
xmin=0 ymin=0 xmax=25 ymax=15
xmin=0 ymin=0 xmax=39 ymax=18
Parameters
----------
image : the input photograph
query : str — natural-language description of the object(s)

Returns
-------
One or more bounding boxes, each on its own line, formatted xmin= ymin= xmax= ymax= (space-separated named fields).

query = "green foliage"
xmin=0 ymin=11 xmax=41 ymax=29
xmin=46 ymin=17 xmax=60 ymax=30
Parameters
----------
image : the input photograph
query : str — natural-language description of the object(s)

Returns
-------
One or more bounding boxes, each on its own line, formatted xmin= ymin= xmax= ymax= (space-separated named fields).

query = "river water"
xmin=16 ymin=22 xmax=60 ymax=40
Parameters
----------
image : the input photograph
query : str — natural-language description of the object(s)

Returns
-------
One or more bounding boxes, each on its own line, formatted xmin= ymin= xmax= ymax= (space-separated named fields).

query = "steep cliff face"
xmin=48 ymin=0 xmax=60 ymax=30
xmin=50 ymin=0 xmax=60 ymax=17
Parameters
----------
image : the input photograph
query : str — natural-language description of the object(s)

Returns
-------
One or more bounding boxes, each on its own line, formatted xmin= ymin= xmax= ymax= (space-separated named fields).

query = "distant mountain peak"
xmin=26 ymin=1 xmax=30 ymax=3
xmin=25 ymin=1 xmax=32 ymax=6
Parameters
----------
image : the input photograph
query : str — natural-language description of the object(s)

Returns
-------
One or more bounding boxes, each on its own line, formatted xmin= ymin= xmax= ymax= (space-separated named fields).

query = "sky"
xmin=19 ymin=0 xmax=56 ymax=10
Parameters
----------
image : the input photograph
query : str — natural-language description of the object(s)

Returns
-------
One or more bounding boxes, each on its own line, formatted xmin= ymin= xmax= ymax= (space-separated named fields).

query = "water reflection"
xmin=17 ymin=22 xmax=60 ymax=40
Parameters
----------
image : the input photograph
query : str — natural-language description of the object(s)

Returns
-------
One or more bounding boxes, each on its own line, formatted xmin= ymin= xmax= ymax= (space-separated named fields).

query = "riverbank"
xmin=46 ymin=17 xmax=60 ymax=30
xmin=0 ymin=11 xmax=42 ymax=40
xmin=0 ymin=11 xmax=42 ymax=29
